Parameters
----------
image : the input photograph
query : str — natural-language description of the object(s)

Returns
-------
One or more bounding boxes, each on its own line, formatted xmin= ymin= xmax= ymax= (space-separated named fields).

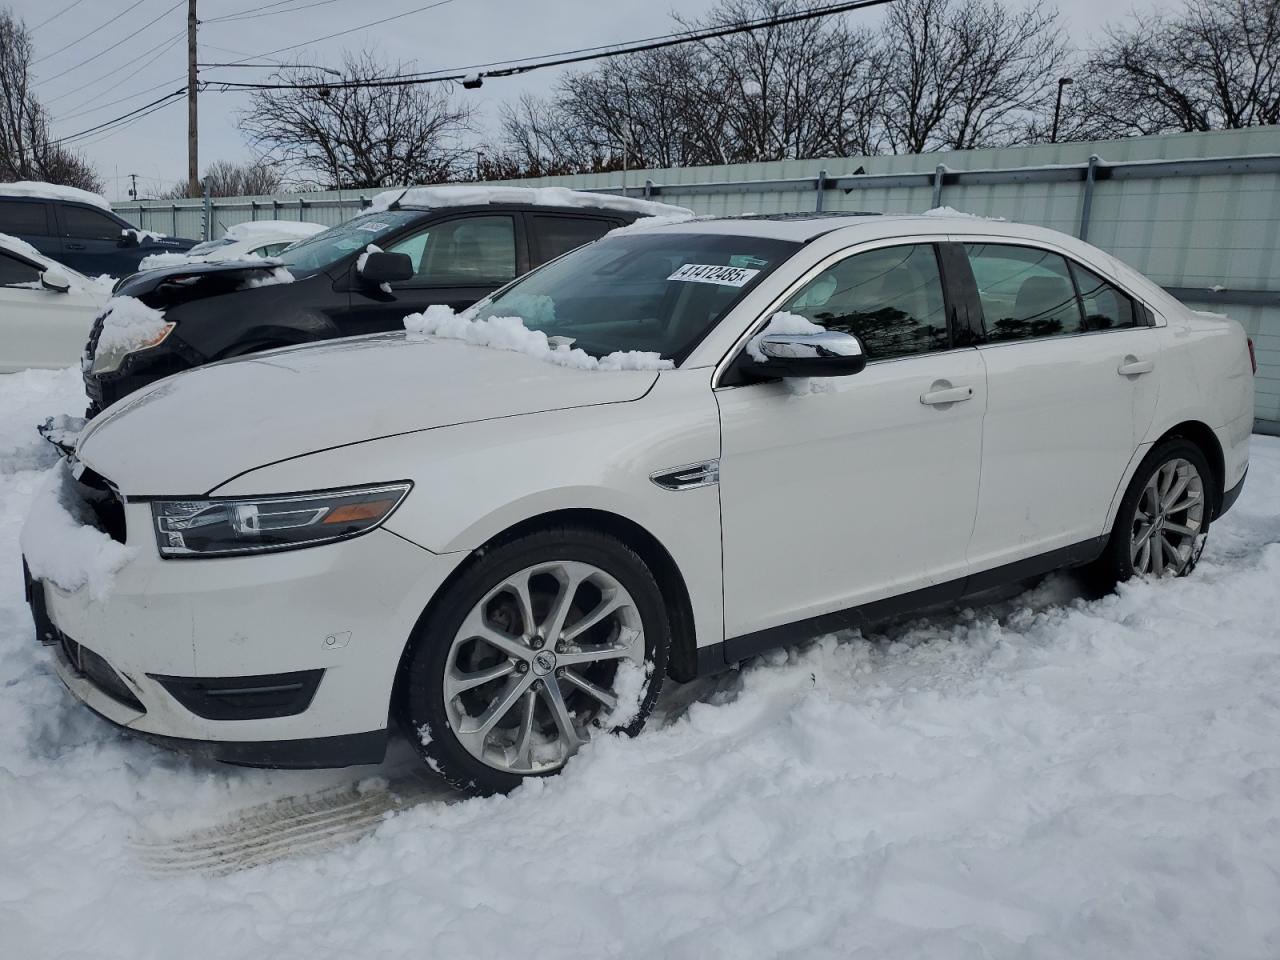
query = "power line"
xmin=31 ymin=0 xmax=90 ymax=31
xmin=207 ymin=0 xmax=897 ymax=93
xmin=32 ymin=0 xmax=154 ymax=65
xmin=211 ymin=0 xmax=458 ymax=68
xmin=47 ymin=28 xmax=185 ymax=108
xmin=205 ymin=0 xmax=348 ymax=24
xmin=53 ymin=87 xmax=187 ymax=144
xmin=36 ymin=0 xmax=185 ymax=88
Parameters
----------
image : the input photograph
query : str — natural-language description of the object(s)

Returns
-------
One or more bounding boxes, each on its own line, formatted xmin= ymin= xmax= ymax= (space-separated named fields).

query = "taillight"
xmin=1247 ymin=336 xmax=1257 ymax=375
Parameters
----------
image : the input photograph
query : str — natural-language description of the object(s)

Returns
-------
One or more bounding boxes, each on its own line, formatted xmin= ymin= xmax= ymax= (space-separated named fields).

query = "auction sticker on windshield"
xmin=668 ymin=263 xmax=761 ymax=287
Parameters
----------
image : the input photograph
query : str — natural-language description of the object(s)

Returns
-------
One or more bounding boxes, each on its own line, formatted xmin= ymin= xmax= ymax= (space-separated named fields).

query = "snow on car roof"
xmin=367 ymin=184 xmax=692 ymax=221
xmin=0 ymin=180 xmax=112 ymax=211
xmin=222 ymin=220 xmax=326 ymax=242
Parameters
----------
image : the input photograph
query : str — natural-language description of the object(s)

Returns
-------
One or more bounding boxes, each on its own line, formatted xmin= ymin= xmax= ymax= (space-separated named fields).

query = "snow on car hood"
xmin=74 ymin=331 xmax=659 ymax=496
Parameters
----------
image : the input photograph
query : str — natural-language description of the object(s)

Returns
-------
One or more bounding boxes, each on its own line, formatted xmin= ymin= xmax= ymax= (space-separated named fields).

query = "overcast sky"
xmin=9 ymin=0 xmax=1185 ymax=201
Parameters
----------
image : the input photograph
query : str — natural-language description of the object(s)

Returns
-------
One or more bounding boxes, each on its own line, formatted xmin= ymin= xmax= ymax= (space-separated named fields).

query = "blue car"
xmin=0 ymin=182 xmax=196 ymax=277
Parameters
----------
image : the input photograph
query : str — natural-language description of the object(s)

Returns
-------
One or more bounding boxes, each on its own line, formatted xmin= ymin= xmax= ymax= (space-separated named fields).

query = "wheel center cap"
xmin=531 ymin=650 xmax=557 ymax=677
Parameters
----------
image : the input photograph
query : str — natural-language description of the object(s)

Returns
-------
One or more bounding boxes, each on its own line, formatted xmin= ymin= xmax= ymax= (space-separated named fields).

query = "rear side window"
xmin=0 ymin=251 xmax=41 ymax=287
xmin=533 ymin=215 xmax=615 ymax=262
xmin=0 ymin=199 xmax=52 ymax=235
xmin=1070 ymin=261 xmax=1137 ymax=330
xmin=779 ymin=244 xmax=949 ymax=360
xmin=966 ymin=243 xmax=1083 ymax=342
xmin=61 ymin=205 xmax=124 ymax=240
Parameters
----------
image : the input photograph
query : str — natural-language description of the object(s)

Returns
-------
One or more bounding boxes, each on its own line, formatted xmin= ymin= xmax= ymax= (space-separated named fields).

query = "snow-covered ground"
xmin=3 ymin=367 xmax=1279 ymax=959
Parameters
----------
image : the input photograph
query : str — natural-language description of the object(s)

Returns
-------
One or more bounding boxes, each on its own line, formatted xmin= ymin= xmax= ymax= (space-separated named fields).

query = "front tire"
xmin=1092 ymin=438 xmax=1213 ymax=588
xmin=398 ymin=527 xmax=670 ymax=795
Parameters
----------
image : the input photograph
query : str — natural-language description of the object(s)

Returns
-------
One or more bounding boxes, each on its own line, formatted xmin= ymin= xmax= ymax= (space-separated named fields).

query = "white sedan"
xmin=137 ymin=219 xmax=325 ymax=270
xmin=0 ymin=233 xmax=110 ymax=373
xmin=22 ymin=212 xmax=1255 ymax=794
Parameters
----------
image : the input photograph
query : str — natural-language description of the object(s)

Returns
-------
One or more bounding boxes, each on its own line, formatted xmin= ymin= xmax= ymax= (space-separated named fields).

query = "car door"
xmin=339 ymin=213 xmax=526 ymax=336
xmin=56 ymin=203 xmax=131 ymax=275
xmin=716 ymin=240 xmax=987 ymax=652
xmin=0 ymin=250 xmax=99 ymax=372
xmin=960 ymin=240 xmax=1161 ymax=572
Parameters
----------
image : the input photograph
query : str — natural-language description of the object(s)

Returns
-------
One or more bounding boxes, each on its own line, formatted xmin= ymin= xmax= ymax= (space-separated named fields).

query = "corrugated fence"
xmin=114 ymin=128 xmax=1280 ymax=431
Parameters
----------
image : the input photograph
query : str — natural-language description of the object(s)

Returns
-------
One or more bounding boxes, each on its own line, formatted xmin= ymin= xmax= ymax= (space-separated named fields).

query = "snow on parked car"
xmin=0 ymin=233 xmax=112 ymax=373
xmin=137 ymin=219 xmax=326 ymax=270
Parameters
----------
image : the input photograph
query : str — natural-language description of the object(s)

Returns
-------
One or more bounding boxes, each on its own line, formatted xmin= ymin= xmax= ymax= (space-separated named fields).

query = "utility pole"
xmin=1050 ymin=77 xmax=1073 ymax=144
xmin=187 ymin=0 xmax=198 ymax=198
xmin=128 ymin=173 xmax=138 ymax=200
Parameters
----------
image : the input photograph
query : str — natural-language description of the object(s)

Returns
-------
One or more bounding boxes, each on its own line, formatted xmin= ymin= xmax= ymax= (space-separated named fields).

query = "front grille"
xmin=61 ymin=635 xmax=146 ymax=713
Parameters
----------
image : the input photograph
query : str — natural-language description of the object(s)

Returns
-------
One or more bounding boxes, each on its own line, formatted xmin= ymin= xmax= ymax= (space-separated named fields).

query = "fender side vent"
xmin=650 ymin=460 xmax=720 ymax=491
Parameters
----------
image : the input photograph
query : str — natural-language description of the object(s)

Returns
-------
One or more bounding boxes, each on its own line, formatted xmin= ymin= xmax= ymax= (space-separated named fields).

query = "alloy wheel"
xmin=442 ymin=560 xmax=646 ymax=774
xmin=1130 ymin=457 xmax=1206 ymax=577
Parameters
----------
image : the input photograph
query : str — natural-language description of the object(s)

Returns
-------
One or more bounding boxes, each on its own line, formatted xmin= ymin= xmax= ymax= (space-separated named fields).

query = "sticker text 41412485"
xmin=667 ymin=263 xmax=761 ymax=287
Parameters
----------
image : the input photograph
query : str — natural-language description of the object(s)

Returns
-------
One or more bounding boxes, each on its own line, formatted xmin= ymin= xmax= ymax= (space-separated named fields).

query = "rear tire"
xmin=1090 ymin=438 xmax=1214 ymax=589
xmin=397 ymin=527 xmax=670 ymax=796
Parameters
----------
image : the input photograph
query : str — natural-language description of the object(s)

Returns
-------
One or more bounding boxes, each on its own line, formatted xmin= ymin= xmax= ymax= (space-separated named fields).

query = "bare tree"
xmin=240 ymin=50 xmax=473 ymax=189
xmin=0 ymin=8 xmax=101 ymax=190
xmin=1080 ymin=0 xmax=1280 ymax=137
xmin=879 ymin=0 xmax=1068 ymax=153
xmin=161 ymin=159 xmax=283 ymax=198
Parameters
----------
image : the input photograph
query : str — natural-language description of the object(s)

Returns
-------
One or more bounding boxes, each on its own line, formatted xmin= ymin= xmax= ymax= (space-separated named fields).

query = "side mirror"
xmin=118 ymin=229 xmax=141 ymax=248
xmin=742 ymin=330 xmax=867 ymax=379
xmin=358 ymin=251 xmax=414 ymax=285
xmin=40 ymin=268 xmax=71 ymax=293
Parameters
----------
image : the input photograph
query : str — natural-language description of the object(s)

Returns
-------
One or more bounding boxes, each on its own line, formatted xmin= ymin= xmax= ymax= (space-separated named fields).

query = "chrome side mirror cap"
xmin=748 ymin=330 xmax=868 ymax=378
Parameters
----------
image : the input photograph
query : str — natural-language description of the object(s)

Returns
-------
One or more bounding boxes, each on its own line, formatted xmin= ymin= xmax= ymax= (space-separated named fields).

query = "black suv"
xmin=82 ymin=193 xmax=659 ymax=414
xmin=0 ymin=190 xmax=196 ymax=276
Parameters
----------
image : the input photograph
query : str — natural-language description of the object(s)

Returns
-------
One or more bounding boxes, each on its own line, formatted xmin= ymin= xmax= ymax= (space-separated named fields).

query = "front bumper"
xmin=25 ymin=507 xmax=462 ymax=768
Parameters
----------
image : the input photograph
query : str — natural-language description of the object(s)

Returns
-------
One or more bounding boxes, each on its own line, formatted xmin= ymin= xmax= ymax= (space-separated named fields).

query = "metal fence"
xmin=114 ymin=128 xmax=1280 ymax=431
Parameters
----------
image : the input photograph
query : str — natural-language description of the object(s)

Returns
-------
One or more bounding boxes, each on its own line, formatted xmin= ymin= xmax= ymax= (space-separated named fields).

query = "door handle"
xmin=1117 ymin=357 xmax=1154 ymax=376
xmin=920 ymin=385 xmax=974 ymax=405
xmin=64 ymin=242 xmax=86 ymax=250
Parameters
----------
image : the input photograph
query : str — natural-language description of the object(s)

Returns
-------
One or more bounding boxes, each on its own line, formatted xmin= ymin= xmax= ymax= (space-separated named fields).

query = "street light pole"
xmin=187 ymin=0 xmax=198 ymax=198
xmin=1051 ymin=76 xmax=1074 ymax=144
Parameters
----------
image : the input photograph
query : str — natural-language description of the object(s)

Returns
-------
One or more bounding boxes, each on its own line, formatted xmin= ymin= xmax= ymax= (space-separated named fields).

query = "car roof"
xmin=624 ymin=211 xmax=1080 ymax=247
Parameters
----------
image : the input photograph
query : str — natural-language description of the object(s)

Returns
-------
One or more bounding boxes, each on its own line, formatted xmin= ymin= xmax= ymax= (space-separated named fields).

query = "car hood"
xmin=75 ymin=332 xmax=659 ymax=496
xmin=114 ymin=258 xmax=289 ymax=303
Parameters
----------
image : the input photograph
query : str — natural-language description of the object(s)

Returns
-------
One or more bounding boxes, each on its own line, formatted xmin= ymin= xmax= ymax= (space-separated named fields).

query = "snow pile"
xmin=605 ymin=212 xmax=700 ymax=236
xmin=240 ymin=266 xmax=295 ymax=289
xmin=138 ymin=251 xmax=199 ymax=270
xmin=18 ymin=461 xmax=134 ymax=600
xmin=94 ymin=297 xmax=169 ymax=356
xmin=355 ymin=242 xmax=381 ymax=273
xmin=368 ymin=183 xmax=691 ymax=221
xmin=0 ymin=180 xmax=111 ymax=210
xmin=223 ymin=220 xmax=324 ymax=242
xmin=404 ymin=303 xmax=673 ymax=372
xmin=921 ymin=205 xmax=1007 ymax=221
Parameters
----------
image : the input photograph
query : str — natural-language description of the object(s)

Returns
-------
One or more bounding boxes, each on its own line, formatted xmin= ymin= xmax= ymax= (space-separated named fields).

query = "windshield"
xmin=473 ymin=232 xmax=800 ymax=361
xmin=275 ymin=210 xmax=420 ymax=274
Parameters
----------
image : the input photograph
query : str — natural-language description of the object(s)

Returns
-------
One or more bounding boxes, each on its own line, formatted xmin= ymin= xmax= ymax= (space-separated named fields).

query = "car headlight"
xmin=151 ymin=483 xmax=412 ymax=558
xmin=91 ymin=322 xmax=176 ymax=374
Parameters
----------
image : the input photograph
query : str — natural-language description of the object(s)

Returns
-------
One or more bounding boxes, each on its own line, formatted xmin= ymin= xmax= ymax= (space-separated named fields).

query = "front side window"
xmin=1071 ymin=261 xmax=1137 ymax=330
xmin=0 ymin=251 xmax=41 ymax=287
xmin=61 ymin=205 xmax=124 ymax=241
xmin=473 ymin=232 xmax=800 ymax=362
xmin=966 ymin=244 xmax=1084 ymax=342
xmin=387 ymin=215 xmax=516 ymax=285
xmin=275 ymin=209 xmax=421 ymax=275
xmin=779 ymin=244 xmax=949 ymax=360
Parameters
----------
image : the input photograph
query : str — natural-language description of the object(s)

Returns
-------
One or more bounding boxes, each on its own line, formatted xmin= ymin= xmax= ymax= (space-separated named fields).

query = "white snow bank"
xmin=0 ymin=180 xmax=111 ymax=211
xmin=94 ymin=297 xmax=170 ymax=356
xmin=19 ymin=460 xmax=135 ymax=599
xmin=223 ymin=220 xmax=324 ymax=242
xmin=403 ymin=303 xmax=673 ymax=372
xmin=368 ymin=183 xmax=691 ymax=221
